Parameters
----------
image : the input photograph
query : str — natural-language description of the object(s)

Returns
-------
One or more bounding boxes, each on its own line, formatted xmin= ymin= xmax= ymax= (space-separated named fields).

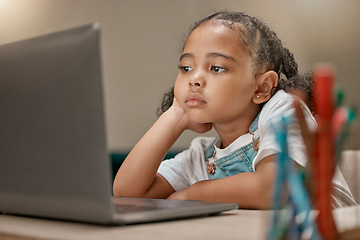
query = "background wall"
xmin=1 ymin=0 xmax=359 ymax=152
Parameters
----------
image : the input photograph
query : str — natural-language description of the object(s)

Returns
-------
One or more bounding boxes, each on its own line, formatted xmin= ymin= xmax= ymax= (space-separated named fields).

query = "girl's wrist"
xmin=161 ymin=105 xmax=189 ymax=133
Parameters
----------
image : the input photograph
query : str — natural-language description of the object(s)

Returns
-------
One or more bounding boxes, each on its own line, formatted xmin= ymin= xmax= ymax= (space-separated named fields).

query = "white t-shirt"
xmin=158 ymin=90 xmax=356 ymax=207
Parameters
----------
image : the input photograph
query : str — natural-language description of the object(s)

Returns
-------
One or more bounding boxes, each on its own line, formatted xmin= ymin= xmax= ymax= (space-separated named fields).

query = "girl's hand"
xmin=169 ymin=98 xmax=213 ymax=134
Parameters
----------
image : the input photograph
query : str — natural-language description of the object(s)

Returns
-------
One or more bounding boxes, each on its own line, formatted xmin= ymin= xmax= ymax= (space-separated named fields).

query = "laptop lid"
xmin=0 ymin=23 xmax=115 ymax=224
xmin=0 ymin=24 xmax=238 ymax=225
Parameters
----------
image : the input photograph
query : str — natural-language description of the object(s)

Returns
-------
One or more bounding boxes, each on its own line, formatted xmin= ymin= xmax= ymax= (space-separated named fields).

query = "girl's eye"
xmin=210 ymin=66 xmax=226 ymax=73
xmin=178 ymin=65 xmax=193 ymax=73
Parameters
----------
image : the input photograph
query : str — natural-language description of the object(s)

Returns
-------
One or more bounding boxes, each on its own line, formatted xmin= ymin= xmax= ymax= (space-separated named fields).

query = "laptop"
xmin=0 ymin=23 xmax=238 ymax=225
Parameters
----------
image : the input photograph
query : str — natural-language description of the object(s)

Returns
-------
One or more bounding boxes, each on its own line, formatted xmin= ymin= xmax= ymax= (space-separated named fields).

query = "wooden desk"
xmin=0 ymin=205 xmax=359 ymax=240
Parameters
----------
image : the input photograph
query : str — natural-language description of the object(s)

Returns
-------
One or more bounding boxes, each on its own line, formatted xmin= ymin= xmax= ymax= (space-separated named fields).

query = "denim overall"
xmin=205 ymin=114 xmax=260 ymax=180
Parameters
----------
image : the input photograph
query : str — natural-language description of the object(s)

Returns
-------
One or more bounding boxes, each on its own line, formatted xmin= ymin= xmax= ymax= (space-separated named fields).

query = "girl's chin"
xmin=188 ymin=116 xmax=211 ymax=124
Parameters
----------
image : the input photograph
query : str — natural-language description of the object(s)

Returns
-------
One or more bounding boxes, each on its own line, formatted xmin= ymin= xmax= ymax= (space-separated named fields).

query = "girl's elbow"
xmin=257 ymin=189 xmax=273 ymax=209
xmin=113 ymin=186 xmax=145 ymax=198
xmin=113 ymin=180 xmax=152 ymax=198
xmin=113 ymin=183 xmax=142 ymax=198
xmin=257 ymin=187 xmax=289 ymax=210
xmin=112 ymin=179 xmax=136 ymax=197
xmin=112 ymin=182 xmax=123 ymax=197
xmin=112 ymin=174 xmax=124 ymax=197
xmin=254 ymin=179 xmax=275 ymax=209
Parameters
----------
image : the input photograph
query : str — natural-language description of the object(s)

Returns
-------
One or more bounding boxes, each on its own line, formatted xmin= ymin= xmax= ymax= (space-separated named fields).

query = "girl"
xmin=113 ymin=11 xmax=355 ymax=209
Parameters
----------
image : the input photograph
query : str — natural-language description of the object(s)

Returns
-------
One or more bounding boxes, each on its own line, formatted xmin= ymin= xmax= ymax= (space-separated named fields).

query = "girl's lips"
xmin=184 ymin=92 xmax=207 ymax=107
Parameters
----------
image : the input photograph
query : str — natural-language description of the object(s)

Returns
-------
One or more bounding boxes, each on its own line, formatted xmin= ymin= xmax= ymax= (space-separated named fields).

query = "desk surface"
xmin=1 ymin=205 xmax=359 ymax=240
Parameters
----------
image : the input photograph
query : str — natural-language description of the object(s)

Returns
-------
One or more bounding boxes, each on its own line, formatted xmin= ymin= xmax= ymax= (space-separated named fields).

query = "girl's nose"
xmin=189 ymin=73 xmax=205 ymax=88
xmin=189 ymin=81 xmax=202 ymax=87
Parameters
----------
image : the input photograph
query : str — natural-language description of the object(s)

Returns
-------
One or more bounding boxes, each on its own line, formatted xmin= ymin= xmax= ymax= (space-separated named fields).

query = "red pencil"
xmin=312 ymin=63 xmax=338 ymax=240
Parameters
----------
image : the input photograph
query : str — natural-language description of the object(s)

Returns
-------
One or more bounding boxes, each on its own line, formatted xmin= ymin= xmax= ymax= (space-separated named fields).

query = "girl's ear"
xmin=252 ymin=70 xmax=278 ymax=104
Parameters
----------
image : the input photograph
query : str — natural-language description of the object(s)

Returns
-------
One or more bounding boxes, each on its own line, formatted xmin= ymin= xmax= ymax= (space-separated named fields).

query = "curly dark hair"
xmin=157 ymin=11 xmax=312 ymax=116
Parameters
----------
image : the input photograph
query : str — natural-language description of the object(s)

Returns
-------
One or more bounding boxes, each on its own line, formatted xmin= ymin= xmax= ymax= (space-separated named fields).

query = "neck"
xmin=213 ymin=109 xmax=260 ymax=149
xmin=214 ymin=125 xmax=248 ymax=149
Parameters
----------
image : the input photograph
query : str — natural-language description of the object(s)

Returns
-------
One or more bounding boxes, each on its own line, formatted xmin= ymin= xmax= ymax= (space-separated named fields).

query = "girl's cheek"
xmin=174 ymin=77 xmax=183 ymax=96
xmin=173 ymin=83 xmax=181 ymax=101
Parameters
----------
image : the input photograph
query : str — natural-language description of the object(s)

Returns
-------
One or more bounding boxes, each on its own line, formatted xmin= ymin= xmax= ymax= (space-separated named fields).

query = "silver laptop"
xmin=0 ymin=23 xmax=238 ymax=225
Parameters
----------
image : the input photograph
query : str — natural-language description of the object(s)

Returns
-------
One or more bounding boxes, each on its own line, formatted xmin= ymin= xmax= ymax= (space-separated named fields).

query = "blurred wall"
xmin=1 ymin=0 xmax=359 ymax=151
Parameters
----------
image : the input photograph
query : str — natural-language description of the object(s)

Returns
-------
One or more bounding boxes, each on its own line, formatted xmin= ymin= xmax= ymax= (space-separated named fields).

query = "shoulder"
xmin=253 ymin=90 xmax=316 ymax=168
xmin=260 ymin=90 xmax=294 ymax=118
xmin=259 ymin=90 xmax=315 ymax=126
xmin=158 ymin=137 xmax=214 ymax=191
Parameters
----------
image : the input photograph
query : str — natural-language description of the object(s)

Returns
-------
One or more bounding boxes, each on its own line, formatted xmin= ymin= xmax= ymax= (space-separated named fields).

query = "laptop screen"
xmin=0 ymin=23 xmax=114 ymax=223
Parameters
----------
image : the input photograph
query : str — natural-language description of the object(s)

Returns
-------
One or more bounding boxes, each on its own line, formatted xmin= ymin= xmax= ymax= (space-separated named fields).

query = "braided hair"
xmin=157 ymin=11 xmax=312 ymax=116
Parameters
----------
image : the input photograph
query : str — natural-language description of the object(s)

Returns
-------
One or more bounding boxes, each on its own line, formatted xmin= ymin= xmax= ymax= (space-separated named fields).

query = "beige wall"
xmin=1 ymin=0 xmax=359 ymax=151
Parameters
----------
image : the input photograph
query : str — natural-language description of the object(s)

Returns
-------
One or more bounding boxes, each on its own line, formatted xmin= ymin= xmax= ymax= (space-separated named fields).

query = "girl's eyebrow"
xmin=179 ymin=52 xmax=236 ymax=62
xmin=207 ymin=52 xmax=236 ymax=62
xmin=179 ymin=53 xmax=193 ymax=61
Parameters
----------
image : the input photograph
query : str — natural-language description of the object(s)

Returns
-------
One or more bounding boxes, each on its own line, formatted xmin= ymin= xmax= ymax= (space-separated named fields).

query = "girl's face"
xmin=174 ymin=22 xmax=260 ymax=127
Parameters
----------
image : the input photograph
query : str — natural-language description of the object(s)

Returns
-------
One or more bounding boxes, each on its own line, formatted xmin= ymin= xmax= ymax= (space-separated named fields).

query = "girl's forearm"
xmin=113 ymin=108 xmax=187 ymax=197
xmin=187 ymin=174 xmax=273 ymax=209
xmin=169 ymin=156 xmax=277 ymax=209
